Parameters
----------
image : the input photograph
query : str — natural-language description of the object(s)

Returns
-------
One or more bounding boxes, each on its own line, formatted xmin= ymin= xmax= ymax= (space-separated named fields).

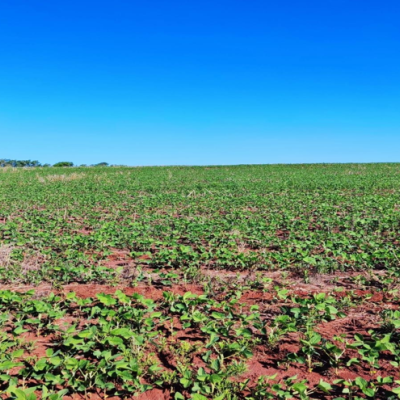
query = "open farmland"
xmin=0 ymin=164 xmax=400 ymax=399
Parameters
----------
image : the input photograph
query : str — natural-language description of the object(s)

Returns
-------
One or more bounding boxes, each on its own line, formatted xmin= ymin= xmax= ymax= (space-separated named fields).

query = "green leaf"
xmin=363 ymin=387 xmax=375 ymax=397
xmin=210 ymin=358 xmax=220 ymax=371
xmin=211 ymin=312 xmax=225 ymax=320
xmin=355 ymin=377 xmax=367 ymax=390
xmin=206 ymin=333 xmax=220 ymax=348
xmin=11 ymin=349 xmax=24 ymax=358
xmin=303 ymin=256 xmax=316 ymax=265
xmin=318 ymin=379 xmax=332 ymax=393
xmin=292 ymin=382 xmax=307 ymax=393
xmin=45 ymin=349 xmax=54 ymax=358
xmin=191 ymin=394 xmax=208 ymax=400
xmin=110 ymin=328 xmax=132 ymax=339
xmin=49 ymin=357 xmax=62 ymax=366
xmin=210 ymin=374 xmax=222 ymax=384
xmin=392 ymin=386 xmax=400 ymax=395
xmin=96 ymin=293 xmax=116 ymax=306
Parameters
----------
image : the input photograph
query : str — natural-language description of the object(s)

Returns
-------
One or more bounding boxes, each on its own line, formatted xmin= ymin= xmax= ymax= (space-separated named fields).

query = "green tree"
xmin=53 ymin=161 xmax=74 ymax=167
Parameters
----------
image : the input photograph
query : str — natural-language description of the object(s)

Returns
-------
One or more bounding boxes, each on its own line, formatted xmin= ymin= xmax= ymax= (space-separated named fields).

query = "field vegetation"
xmin=0 ymin=164 xmax=399 ymax=399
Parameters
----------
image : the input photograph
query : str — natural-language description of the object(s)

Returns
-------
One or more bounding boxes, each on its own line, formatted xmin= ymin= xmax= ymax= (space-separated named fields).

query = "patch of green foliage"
xmin=1 ymin=164 xmax=400 ymax=284
xmin=1 ymin=164 xmax=400 ymax=398
xmin=0 ymin=289 xmax=399 ymax=399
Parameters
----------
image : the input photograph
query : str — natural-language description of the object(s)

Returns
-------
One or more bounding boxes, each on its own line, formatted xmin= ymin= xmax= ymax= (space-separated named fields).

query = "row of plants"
xmin=0 ymin=288 xmax=399 ymax=399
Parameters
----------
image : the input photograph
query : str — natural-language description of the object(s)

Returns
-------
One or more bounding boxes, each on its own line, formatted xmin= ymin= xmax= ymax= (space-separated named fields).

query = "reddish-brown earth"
xmin=1 ymin=269 xmax=398 ymax=400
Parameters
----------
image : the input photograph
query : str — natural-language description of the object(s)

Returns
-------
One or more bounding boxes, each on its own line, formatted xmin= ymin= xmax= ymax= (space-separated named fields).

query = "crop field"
xmin=0 ymin=163 xmax=400 ymax=399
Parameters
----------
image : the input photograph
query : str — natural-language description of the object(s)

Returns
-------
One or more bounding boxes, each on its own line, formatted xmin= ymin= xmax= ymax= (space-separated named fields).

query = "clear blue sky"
xmin=1 ymin=1 xmax=399 ymax=165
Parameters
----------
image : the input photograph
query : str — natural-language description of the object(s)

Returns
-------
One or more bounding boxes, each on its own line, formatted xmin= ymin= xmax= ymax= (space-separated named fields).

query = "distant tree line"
xmin=0 ymin=159 xmax=110 ymax=168
xmin=0 ymin=159 xmax=42 ymax=167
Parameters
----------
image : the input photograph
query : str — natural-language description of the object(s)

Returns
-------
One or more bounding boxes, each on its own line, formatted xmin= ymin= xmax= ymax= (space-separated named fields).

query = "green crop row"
xmin=0 ymin=289 xmax=399 ymax=399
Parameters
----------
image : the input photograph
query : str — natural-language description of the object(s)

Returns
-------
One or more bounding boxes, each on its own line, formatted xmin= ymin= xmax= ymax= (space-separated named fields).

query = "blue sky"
xmin=1 ymin=0 xmax=399 ymax=165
